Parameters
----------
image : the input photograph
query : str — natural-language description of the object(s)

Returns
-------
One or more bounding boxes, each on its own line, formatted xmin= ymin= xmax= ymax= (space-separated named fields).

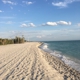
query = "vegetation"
xmin=0 ymin=36 xmax=26 ymax=45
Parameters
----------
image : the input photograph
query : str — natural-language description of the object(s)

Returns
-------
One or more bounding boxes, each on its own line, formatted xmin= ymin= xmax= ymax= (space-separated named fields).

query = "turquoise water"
xmin=44 ymin=41 xmax=80 ymax=60
xmin=41 ymin=40 xmax=80 ymax=71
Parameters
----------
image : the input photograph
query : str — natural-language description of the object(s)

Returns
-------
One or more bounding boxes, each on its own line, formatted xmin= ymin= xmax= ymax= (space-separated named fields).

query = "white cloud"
xmin=27 ymin=2 xmax=33 ymax=5
xmin=68 ymin=22 xmax=72 ymax=25
xmin=0 ymin=10 xmax=4 ymax=12
xmin=0 ymin=29 xmax=80 ymax=41
xmin=22 ymin=1 xmax=34 ymax=5
xmin=42 ymin=21 xmax=71 ymax=26
xmin=42 ymin=22 xmax=57 ymax=26
xmin=78 ymin=23 xmax=80 ymax=26
xmin=52 ymin=2 xmax=67 ymax=7
xmin=21 ymin=23 xmax=27 ymax=27
xmin=29 ymin=23 xmax=35 ymax=27
xmin=21 ymin=23 xmax=35 ymax=27
xmin=0 ymin=21 xmax=15 ymax=24
xmin=6 ymin=21 xmax=14 ymax=24
xmin=2 ymin=0 xmax=17 ymax=5
xmin=9 ymin=31 xmax=15 ymax=33
xmin=52 ymin=0 xmax=80 ymax=8
xmin=0 ymin=16 xmax=15 ymax=19
xmin=57 ymin=21 xmax=71 ymax=25
xmin=36 ymin=35 xmax=45 ymax=39
xmin=36 ymin=36 xmax=42 ymax=38
xmin=20 ymin=21 xmax=30 ymax=24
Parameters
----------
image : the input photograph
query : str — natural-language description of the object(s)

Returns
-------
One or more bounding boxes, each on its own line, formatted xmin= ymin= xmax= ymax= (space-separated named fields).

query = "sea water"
xmin=41 ymin=40 xmax=80 ymax=72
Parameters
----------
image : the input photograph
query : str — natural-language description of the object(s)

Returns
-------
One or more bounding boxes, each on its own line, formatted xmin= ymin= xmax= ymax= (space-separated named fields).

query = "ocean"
xmin=41 ymin=40 xmax=80 ymax=72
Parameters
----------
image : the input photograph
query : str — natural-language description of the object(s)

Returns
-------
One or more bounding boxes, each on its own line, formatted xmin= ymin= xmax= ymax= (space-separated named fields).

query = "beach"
xmin=0 ymin=42 xmax=80 ymax=80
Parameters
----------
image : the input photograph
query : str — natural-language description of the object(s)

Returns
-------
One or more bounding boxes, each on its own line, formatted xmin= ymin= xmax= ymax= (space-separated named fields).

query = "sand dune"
xmin=0 ymin=42 xmax=80 ymax=80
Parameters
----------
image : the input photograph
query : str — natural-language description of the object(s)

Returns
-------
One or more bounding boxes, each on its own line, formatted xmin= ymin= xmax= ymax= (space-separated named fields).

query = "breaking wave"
xmin=40 ymin=42 xmax=80 ymax=72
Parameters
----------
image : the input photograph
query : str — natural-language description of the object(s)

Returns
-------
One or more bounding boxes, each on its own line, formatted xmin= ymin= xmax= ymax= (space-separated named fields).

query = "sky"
xmin=0 ymin=0 xmax=80 ymax=41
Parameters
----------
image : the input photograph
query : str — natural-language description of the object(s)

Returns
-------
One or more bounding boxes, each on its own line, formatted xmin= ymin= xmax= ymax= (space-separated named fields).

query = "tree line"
xmin=0 ymin=36 xmax=26 ymax=45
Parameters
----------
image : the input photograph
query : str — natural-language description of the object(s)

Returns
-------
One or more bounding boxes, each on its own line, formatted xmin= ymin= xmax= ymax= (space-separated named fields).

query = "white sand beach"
xmin=0 ymin=42 xmax=80 ymax=80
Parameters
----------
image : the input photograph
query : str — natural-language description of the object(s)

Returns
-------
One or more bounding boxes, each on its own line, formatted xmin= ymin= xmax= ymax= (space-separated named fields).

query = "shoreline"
xmin=39 ymin=42 xmax=80 ymax=79
xmin=40 ymin=42 xmax=80 ymax=72
xmin=0 ymin=42 xmax=80 ymax=80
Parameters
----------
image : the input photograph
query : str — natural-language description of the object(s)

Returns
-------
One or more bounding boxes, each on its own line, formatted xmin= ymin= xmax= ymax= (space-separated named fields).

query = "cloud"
xmin=0 ymin=16 xmax=15 ymax=19
xmin=52 ymin=2 xmax=67 ymax=7
xmin=0 ymin=10 xmax=4 ymax=12
xmin=6 ymin=21 xmax=14 ymax=24
xmin=29 ymin=23 xmax=35 ymax=27
xmin=42 ymin=21 xmax=71 ymax=26
xmin=21 ymin=24 xmax=27 ymax=27
xmin=0 ymin=21 xmax=15 ymax=24
xmin=57 ymin=21 xmax=71 ymax=25
xmin=22 ymin=1 xmax=34 ymax=5
xmin=36 ymin=36 xmax=42 ymax=38
xmin=2 ymin=0 xmax=17 ymax=5
xmin=21 ymin=23 xmax=35 ymax=27
xmin=52 ymin=0 xmax=80 ymax=8
xmin=78 ymin=23 xmax=80 ymax=26
xmin=0 ymin=29 xmax=80 ymax=41
xmin=36 ymin=35 xmax=45 ymax=39
xmin=42 ymin=22 xmax=57 ymax=26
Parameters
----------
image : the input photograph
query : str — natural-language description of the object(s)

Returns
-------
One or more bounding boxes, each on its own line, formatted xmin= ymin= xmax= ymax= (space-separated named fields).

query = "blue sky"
xmin=0 ymin=0 xmax=80 ymax=41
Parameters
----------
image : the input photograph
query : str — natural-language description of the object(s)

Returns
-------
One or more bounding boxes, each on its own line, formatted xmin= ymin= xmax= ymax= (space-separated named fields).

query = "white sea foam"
xmin=41 ymin=43 xmax=80 ymax=72
xmin=42 ymin=43 xmax=48 ymax=49
xmin=51 ymin=51 xmax=80 ymax=71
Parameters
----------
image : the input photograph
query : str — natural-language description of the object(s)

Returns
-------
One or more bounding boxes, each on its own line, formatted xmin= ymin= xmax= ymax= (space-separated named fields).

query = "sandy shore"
xmin=0 ymin=42 xmax=80 ymax=80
